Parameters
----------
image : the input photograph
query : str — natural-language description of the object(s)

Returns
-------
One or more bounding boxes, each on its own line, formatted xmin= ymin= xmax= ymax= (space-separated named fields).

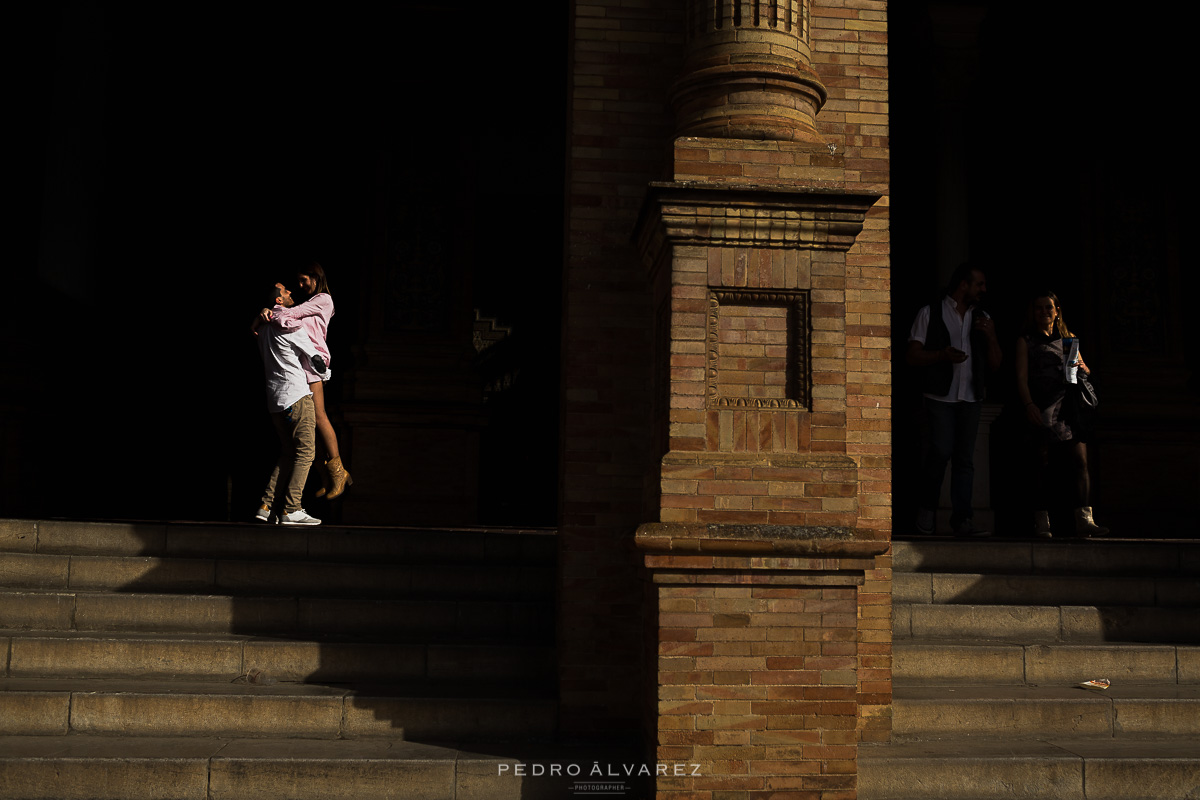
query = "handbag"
xmin=1073 ymin=370 xmax=1098 ymax=409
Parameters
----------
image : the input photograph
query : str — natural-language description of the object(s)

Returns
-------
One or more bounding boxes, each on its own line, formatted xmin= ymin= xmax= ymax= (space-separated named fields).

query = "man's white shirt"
xmin=257 ymin=322 xmax=314 ymax=413
xmin=909 ymin=295 xmax=979 ymax=403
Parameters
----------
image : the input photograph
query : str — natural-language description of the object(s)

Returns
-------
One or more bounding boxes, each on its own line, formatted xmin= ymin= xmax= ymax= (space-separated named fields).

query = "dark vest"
xmin=920 ymin=301 xmax=988 ymax=400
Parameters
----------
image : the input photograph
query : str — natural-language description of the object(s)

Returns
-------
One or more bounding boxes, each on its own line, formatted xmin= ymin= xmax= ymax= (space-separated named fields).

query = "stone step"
xmin=892 ymin=684 xmax=1200 ymax=741
xmin=895 ymin=641 xmax=1200 ymax=685
xmin=0 ymin=552 xmax=555 ymax=599
xmin=859 ymin=738 xmax=1200 ymax=800
xmin=0 ymin=735 xmax=647 ymax=800
xmin=0 ymin=589 xmax=553 ymax=638
xmin=895 ymin=571 xmax=1200 ymax=608
xmin=0 ymin=519 xmax=558 ymax=564
xmin=894 ymin=602 xmax=1200 ymax=644
xmin=0 ymin=678 xmax=557 ymax=741
xmin=0 ymin=631 xmax=555 ymax=683
xmin=892 ymin=538 xmax=1200 ymax=577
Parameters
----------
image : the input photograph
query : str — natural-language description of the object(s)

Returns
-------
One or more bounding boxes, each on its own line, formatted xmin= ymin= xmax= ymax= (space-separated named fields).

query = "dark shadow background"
xmin=10 ymin=2 xmax=1196 ymax=533
xmin=9 ymin=1 xmax=567 ymax=524
xmin=889 ymin=3 xmax=1195 ymax=535
xmin=6 ymin=6 xmax=1195 ymax=796
xmin=11 ymin=3 xmax=577 ymax=783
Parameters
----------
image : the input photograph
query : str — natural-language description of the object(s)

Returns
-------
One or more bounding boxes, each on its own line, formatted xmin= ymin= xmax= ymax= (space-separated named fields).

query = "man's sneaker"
xmin=280 ymin=509 xmax=321 ymax=526
xmin=254 ymin=504 xmax=272 ymax=522
xmin=312 ymin=355 xmax=327 ymax=374
xmin=952 ymin=518 xmax=991 ymax=538
xmin=915 ymin=509 xmax=935 ymax=535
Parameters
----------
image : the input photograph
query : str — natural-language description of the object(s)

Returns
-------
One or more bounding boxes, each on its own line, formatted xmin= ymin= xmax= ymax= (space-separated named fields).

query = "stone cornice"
xmin=635 ymin=182 xmax=882 ymax=274
xmin=662 ymin=452 xmax=857 ymax=468
xmin=635 ymin=521 xmax=890 ymax=559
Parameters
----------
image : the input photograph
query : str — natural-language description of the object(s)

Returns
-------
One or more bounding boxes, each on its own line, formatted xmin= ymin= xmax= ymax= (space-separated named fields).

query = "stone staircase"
xmin=0 ymin=518 xmax=625 ymax=800
xmin=860 ymin=537 xmax=1200 ymax=800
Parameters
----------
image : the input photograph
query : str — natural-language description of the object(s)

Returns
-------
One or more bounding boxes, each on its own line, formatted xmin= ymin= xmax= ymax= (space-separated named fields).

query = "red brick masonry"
xmin=562 ymin=3 xmax=892 ymax=787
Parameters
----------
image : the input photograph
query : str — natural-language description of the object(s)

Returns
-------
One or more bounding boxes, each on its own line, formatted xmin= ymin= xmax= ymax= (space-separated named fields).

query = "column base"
xmin=637 ymin=523 xmax=888 ymax=797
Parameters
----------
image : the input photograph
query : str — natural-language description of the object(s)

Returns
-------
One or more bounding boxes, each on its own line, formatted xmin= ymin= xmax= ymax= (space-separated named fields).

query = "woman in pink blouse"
xmin=262 ymin=262 xmax=352 ymax=500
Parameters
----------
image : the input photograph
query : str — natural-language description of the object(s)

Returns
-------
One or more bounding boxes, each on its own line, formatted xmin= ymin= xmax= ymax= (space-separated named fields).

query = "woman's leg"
xmin=308 ymin=380 xmax=340 ymax=460
xmin=1030 ymin=439 xmax=1053 ymax=536
xmin=1070 ymin=441 xmax=1090 ymax=507
xmin=1031 ymin=440 xmax=1052 ymax=509
xmin=308 ymin=379 xmax=351 ymax=499
xmin=1070 ymin=441 xmax=1107 ymax=536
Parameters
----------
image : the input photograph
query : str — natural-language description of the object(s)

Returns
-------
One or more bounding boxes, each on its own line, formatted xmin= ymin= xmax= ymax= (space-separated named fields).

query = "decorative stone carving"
xmin=637 ymin=183 xmax=882 ymax=267
xmin=707 ymin=288 xmax=811 ymax=409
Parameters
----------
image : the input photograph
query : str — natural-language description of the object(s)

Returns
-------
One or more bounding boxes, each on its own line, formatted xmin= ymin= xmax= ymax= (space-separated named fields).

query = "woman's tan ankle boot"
xmin=325 ymin=456 xmax=352 ymax=500
xmin=1074 ymin=506 xmax=1109 ymax=538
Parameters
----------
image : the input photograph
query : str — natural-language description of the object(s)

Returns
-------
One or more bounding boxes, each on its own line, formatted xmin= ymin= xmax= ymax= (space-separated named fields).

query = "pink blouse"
xmin=272 ymin=293 xmax=334 ymax=382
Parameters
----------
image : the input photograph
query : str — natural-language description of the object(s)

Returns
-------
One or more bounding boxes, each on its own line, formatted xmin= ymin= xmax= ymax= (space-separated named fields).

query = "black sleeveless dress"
xmin=1024 ymin=332 xmax=1084 ymax=443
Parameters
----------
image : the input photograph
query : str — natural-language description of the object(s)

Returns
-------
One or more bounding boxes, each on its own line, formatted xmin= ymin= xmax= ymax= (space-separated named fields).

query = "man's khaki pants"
xmin=260 ymin=395 xmax=316 ymax=514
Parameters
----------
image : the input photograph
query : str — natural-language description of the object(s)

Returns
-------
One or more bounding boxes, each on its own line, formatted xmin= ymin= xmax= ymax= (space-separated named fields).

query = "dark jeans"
xmin=919 ymin=398 xmax=982 ymax=526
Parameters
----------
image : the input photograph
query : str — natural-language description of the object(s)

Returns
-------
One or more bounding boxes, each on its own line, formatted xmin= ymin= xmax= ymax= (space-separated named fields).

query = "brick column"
xmin=635 ymin=184 xmax=881 ymax=510
xmin=561 ymin=0 xmax=891 ymax=764
xmin=639 ymin=524 xmax=887 ymax=797
xmin=635 ymin=184 xmax=883 ymax=797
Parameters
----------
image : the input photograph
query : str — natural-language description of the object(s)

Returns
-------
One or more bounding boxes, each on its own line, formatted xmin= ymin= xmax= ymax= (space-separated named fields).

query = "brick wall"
xmin=562 ymin=0 xmax=892 ymax=767
xmin=808 ymin=0 xmax=893 ymax=746
xmin=651 ymin=578 xmax=865 ymax=796
xmin=637 ymin=525 xmax=888 ymax=797
xmin=559 ymin=0 xmax=683 ymax=733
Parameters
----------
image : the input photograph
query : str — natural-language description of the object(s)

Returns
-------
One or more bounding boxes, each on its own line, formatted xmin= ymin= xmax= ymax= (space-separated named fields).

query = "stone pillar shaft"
xmin=636 ymin=182 xmax=882 ymax=798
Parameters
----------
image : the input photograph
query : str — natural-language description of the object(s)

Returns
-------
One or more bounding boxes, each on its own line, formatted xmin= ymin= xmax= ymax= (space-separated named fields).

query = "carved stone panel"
xmin=707 ymin=289 xmax=811 ymax=409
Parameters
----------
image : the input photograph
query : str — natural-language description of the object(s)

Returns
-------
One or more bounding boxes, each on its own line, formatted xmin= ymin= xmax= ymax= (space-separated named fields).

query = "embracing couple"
xmin=252 ymin=262 xmax=352 ymax=526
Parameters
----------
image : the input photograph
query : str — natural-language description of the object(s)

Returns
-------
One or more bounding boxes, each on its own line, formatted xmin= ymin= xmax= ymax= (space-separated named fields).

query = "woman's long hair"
xmin=1024 ymin=291 xmax=1074 ymax=338
xmin=300 ymin=261 xmax=330 ymax=295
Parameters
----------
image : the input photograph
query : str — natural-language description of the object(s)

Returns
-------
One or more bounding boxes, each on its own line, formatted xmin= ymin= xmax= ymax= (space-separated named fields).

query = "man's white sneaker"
xmin=280 ymin=509 xmax=321 ymax=526
xmin=254 ymin=504 xmax=272 ymax=523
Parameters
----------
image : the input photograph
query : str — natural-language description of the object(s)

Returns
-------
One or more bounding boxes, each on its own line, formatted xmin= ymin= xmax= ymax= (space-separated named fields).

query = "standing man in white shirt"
xmin=255 ymin=282 xmax=322 ymax=526
xmin=906 ymin=264 xmax=1002 ymax=537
